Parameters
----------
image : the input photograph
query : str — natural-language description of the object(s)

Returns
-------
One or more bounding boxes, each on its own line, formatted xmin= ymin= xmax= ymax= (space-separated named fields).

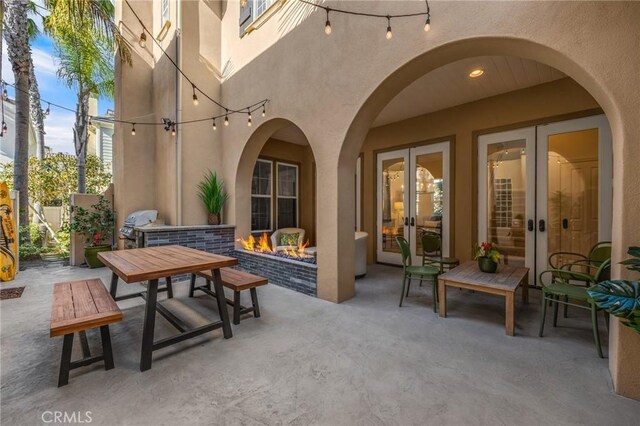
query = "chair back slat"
xmin=395 ymin=236 xmax=412 ymax=267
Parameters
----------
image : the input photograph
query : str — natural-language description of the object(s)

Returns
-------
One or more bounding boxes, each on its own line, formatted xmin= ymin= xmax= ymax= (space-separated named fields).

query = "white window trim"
xmin=251 ymin=159 xmax=273 ymax=233
xmin=245 ymin=0 xmax=286 ymax=35
xmin=276 ymin=161 xmax=299 ymax=229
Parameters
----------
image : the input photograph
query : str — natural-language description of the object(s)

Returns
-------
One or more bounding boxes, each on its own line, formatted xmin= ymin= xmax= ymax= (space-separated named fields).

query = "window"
xmin=251 ymin=160 xmax=272 ymax=231
xmin=493 ymin=178 xmax=513 ymax=227
xmin=277 ymin=163 xmax=298 ymax=228
xmin=250 ymin=159 xmax=299 ymax=232
xmin=254 ymin=0 xmax=276 ymax=17
xmin=160 ymin=0 xmax=170 ymax=23
xmin=239 ymin=0 xmax=280 ymax=35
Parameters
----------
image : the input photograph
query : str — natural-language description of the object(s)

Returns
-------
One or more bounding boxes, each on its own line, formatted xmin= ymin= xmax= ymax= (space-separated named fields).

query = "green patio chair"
xmin=421 ymin=231 xmax=460 ymax=273
xmin=538 ymin=258 xmax=611 ymax=358
xmin=548 ymin=241 xmax=611 ymax=274
xmin=396 ymin=236 xmax=440 ymax=312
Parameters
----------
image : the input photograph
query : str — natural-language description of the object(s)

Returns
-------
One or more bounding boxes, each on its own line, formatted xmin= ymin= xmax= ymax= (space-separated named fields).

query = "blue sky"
xmin=2 ymin=8 xmax=114 ymax=154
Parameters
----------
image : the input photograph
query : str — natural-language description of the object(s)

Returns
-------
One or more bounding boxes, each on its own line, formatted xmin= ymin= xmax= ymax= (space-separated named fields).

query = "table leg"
xmin=140 ymin=279 xmax=159 ymax=372
xmin=505 ymin=292 xmax=515 ymax=336
xmin=522 ymin=274 xmax=529 ymax=304
xmin=109 ymin=272 xmax=119 ymax=298
xmin=438 ymin=279 xmax=447 ymax=317
xmin=211 ymin=269 xmax=233 ymax=339
xmin=165 ymin=276 xmax=174 ymax=299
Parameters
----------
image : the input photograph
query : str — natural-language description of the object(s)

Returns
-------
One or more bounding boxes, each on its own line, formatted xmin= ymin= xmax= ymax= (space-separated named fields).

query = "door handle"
xmin=539 ymin=219 xmax=546 ymax=232
xmin=562 ymin=218 xmax=569 ymax=229
xmin=410 ymin=217 xmax=415 ymax=227
xmin=527 ymin=219 xmax=534 ymax=232
xmin=404 ymin=217 xmax=409 ymax=227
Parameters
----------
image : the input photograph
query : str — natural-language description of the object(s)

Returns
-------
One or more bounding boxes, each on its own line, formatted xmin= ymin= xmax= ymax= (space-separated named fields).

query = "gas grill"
xmin=119 ymin=210 xmax=158 ymax=248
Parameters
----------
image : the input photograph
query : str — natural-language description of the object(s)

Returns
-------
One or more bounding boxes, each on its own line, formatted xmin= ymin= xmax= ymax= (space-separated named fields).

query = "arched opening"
xmin=332 ymin=38 xmax=620 ymax=305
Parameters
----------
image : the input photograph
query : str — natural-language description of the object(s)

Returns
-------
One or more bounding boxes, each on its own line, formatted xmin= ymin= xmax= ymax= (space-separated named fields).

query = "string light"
xmin=139 ymin=32 xmax=147 ymax=48
xmin=324 ymin=9 xmax=332 ymax=35
xmin=44 ymin=103 xmax=50 ymax=116
xmin=297 ymin=0 xmax=432 ymax=37
xmin=386 ymin=16 xmax=392 ymax=40
xmin=131 ymin=123 xmax=136 ymax=135
xmin=2 ymin=88 xmax=7 ymax=100
xmin=171 ymin=124 xmax=176 ymax=136
xmin=262 ymin=104 xmax=266 ymax=117
xmin=224 ymin=110 xmax=229 ymax=126
xmin=247 ymin=109 xmax=252 ymax=127
xmin=192 ymin=84 xmax=199 ymax=106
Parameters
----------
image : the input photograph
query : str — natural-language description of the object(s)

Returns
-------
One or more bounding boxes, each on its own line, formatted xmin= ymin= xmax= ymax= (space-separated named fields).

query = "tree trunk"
xmin=75 ymin=92 xmax=90 ymax=193
xmin=5 ymin=0 xmax=32 ymax=242
xmin=29 ymin=59 xmax=46 ymax=160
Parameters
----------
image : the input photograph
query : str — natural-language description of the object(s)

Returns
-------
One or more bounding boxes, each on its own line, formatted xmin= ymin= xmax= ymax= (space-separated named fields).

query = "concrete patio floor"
xmin=1 ymin=262 xmax=639 ymax=425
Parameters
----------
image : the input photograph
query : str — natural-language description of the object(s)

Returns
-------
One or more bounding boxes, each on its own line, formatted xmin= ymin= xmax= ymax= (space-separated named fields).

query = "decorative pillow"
xmin=279 ymin=232 xmax=299 ymax=246
xmin=424 ymin=220 xmax=441 ymax=228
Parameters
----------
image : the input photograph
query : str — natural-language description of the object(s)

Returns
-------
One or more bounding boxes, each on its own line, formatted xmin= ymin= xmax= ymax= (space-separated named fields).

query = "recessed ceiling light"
xmin=469 ymin=68 xmax=484 ymax=78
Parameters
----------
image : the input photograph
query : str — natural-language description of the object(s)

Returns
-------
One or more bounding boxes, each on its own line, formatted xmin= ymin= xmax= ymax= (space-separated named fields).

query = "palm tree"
xmin=4 ymin=0 xmax=32 ymax=240
xmin=44 ymin=0 xmax=131 ymax=193
xmin=25 ymin=1 xmax=46 ymax=160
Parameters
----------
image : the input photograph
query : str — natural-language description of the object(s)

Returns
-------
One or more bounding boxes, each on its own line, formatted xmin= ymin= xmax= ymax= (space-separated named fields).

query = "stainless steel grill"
xmin=119 ymin=210 xmax=157 ymax=248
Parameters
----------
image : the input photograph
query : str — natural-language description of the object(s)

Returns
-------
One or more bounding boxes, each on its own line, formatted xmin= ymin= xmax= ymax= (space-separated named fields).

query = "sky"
xmin=1 ymin=3 xmax=114 ymax=154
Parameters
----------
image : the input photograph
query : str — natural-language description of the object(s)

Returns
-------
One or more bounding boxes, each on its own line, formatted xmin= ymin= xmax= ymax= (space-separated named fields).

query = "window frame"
xmin=160 ymin=0 xmax=170 ymax=24
xmin=251 ymin=159 xmax=274 ymax=233
xmin=276 ymin=161 xmax=299 ymax=229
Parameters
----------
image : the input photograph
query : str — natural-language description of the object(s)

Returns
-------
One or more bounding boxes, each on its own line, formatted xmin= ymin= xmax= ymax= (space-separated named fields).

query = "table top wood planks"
xmin=98 ymin=245 xmax=239 ymax=371
xmin=437 ymin=261 xmax=529 ymax=336
xmin=98 ymin=245 xmax=238 ymax=283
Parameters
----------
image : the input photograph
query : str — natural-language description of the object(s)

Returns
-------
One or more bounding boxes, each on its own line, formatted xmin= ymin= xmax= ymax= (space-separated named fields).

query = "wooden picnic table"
xmin=437 ymin=261 xmax=529 ymax=336
xmin=98 ymin=245 xmax=238 ymax=371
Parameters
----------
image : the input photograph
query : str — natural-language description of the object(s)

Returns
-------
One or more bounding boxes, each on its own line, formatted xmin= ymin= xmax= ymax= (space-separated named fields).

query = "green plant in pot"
xmin=198 ymin=170 xmax=228 ymax=225
xmin=588 ymin=246 xmax=640 ymax=334
xmin=474 ymin=242 xmax=501 ymax=273
xmin=70 ymin=196 xmax=114 ymax=268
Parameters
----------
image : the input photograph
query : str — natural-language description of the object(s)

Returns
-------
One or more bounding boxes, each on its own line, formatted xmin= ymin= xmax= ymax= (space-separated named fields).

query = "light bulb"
xmin=131 ymin=124 xmax=136 ymax=136
xmin=171 ymin=125 xmax=176 ymax=136
xmin=424 ymin=17 xmax=431 ymax=32
xmin=139 ymin=32 xmax=147 ymax=48
xmin=325 ymin=20 xmax=332 ymax=35
xmin=386 ymin=26 xmax=392 ymax=40
xmin=212 ymin=119 xmax=217 ymax=131
xmin=193 ymin=94 xmax=199 ymax=106
xmin=2 ymin=89 xmax=7 ymax=100
xmin=224 ymin=114 xmax=229 ymax=126
xmin=262 ymin=105 xmax=266 ymax=117
xmin=247 ymin=112 xmax=252 ymax=127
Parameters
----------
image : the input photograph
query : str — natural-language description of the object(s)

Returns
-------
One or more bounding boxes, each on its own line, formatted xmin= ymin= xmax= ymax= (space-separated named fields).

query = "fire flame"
xmin=239 ymin=232 xmax=310 ymax=257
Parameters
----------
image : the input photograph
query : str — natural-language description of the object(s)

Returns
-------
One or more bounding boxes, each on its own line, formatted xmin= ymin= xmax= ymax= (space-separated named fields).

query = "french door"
xmin=377 ymin=142 xmax=450 ymax=265
xmin=478 ymin=115 xmax=612 ymax=284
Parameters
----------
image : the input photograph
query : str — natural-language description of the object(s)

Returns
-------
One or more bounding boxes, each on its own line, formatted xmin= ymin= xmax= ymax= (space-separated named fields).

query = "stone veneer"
xmin=134 ymin=224 xmax=317 ymax=296
xmin=233 ymin=249 xmax=317 ymax=297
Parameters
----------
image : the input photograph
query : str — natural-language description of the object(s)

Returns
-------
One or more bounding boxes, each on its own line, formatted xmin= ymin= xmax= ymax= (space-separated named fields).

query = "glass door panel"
xmin=377 ymin=150 xmax=409 ymax=264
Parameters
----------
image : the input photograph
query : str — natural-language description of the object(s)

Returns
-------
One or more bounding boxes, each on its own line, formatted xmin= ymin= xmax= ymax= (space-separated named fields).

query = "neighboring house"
xmin=0 ymin=97 xmax=39 ymax=164
xmin=87 ymin=97 xmax=114 ymax=174
xmin=114 ymin=1 xmax=640 ymax=398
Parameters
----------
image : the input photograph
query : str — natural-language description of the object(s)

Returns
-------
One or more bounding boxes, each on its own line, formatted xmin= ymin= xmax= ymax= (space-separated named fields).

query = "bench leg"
xmin=188 ymin=274 xmax=196 ymax=297
xmin=140 ymin=279 xmax=159 ymax=372
xmin=166 ymin=276 xmax=174 ymax=299
xmin=100 ymin=325 xmax=115 ymax=370
xmin=79 ymin=330 xmax=91 ymax=358
xmin=250 ymin=288 xmax=261 ymax=318
xmin=58 ymin=333 xmax=74 ymax=387
xmin=233 ymin=291 xmax=241 ymax=325
xmin=109 ymin=272 xmax=119 ymax=298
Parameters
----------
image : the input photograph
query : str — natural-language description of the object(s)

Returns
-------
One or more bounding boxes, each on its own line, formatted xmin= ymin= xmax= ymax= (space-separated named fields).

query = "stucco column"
xmin=315 ymin=157 xmax=356 ymax=303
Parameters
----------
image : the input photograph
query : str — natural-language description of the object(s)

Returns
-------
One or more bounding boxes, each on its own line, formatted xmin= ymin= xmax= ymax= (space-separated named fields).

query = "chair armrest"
xmin=548 ymin=252 xmax=588 ymax=269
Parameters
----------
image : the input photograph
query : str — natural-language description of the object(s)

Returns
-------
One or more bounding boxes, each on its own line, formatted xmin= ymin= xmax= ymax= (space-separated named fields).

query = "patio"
xmin=1 ymin=263 xmax=638 ymax=424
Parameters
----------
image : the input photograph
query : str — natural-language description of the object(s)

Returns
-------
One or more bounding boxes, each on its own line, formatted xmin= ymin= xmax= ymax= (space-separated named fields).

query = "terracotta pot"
xmin=84 ymin=245 xmax=111 ymax=268
xmin=207 ymin=213 xmax=221 ymax=225
xmin=478 ymin=256 xmax=498 ymax=273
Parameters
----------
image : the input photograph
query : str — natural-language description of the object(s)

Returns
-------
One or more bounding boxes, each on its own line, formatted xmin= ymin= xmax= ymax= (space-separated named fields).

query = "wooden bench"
xmin=51 ymin=279 xmax=123 ymax=387
xmin=189 ymin=268 xmax=268 ymax=325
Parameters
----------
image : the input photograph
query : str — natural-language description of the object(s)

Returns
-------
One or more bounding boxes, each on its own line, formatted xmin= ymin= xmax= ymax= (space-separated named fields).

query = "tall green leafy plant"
xmin=197 ymin=171 xmax=228 ymax=224
xmin=588 ymin=247 xmax=640 ymax=333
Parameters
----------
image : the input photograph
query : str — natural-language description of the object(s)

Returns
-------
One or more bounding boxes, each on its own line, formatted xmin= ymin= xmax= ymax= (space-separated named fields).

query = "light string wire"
xmin=124 ymin=0 xmax=269 ymax=117
xmin=299 ymin=0 xmax=431 ymax=33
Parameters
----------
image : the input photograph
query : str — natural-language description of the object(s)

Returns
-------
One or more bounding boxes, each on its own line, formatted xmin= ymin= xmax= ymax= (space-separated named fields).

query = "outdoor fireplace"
xmin=239 ymin=233 xmax=316 ymax=265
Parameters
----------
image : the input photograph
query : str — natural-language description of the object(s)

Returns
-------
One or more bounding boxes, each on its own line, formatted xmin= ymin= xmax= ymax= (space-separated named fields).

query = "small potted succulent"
xmin=70 ymin=196 xmax=115 ymax=268
xmin=474 ymin=242 xmax=501 ymax=273
xmin=197 ymin=170 xmax=228 ymax=225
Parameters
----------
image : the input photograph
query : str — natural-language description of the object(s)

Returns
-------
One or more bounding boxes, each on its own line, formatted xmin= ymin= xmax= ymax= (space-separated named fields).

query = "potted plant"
xmin=197 ymin=170 xmax=228 ymax=225
xmin=474 ymin=242 xmax=501 ymax=273
xmin=588 ymin=246 xmax=640 ymax=334
xmin=70 ymin=196 xmax=114 ymax=268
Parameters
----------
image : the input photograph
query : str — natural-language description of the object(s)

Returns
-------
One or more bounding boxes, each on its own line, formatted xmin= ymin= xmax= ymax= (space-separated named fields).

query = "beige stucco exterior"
xmin=114 ymin=1 xmax=640 ymax=398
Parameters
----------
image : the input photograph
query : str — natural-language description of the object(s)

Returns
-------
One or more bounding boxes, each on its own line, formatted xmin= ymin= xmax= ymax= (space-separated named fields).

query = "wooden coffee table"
xmin=437 ymin=261 xmax=529 ymax=336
